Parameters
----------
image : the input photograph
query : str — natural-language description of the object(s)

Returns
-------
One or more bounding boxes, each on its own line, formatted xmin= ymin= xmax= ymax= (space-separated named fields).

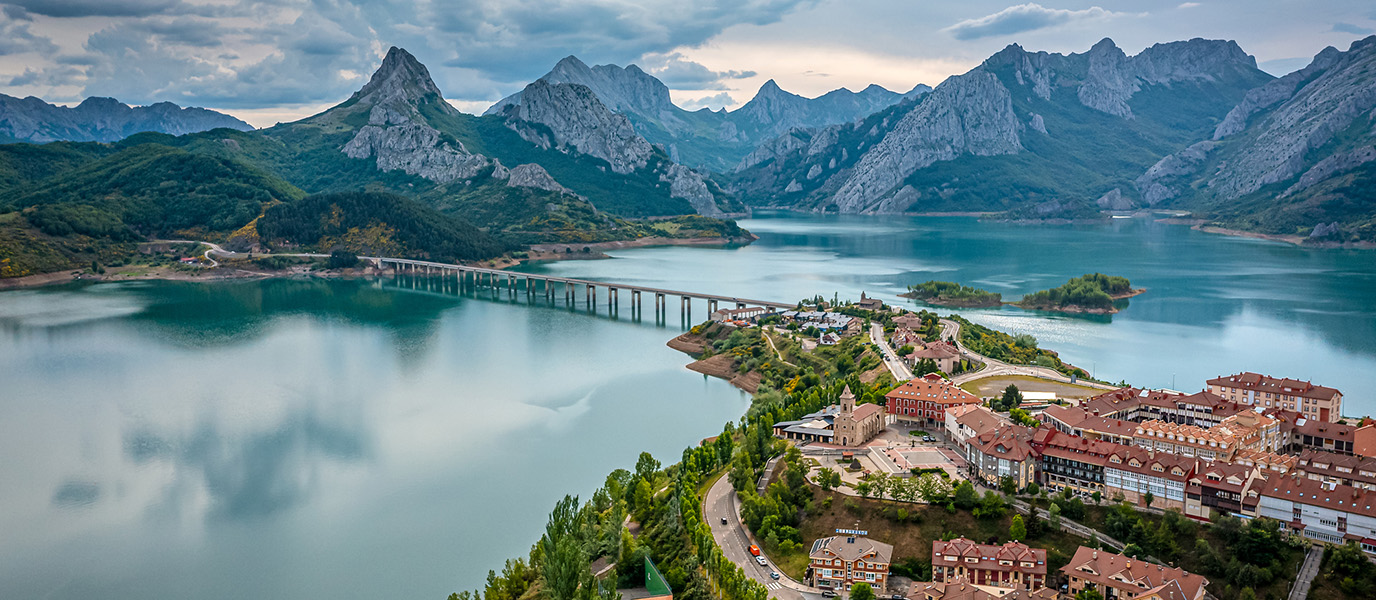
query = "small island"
xmin=900 ymin=280 xmax=1003 ymax=308
xmin=1015 ymin=273 xmax=1145 ymax=314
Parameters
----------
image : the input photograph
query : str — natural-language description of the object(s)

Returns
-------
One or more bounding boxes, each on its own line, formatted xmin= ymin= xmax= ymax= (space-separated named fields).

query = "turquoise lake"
xmin=1 ymin=212 xmax=1373 ymax=599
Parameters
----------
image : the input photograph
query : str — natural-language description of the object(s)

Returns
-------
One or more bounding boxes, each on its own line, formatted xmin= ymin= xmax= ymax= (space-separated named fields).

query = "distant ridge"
xmin=0 ymin=94 xmax=252 ymax=144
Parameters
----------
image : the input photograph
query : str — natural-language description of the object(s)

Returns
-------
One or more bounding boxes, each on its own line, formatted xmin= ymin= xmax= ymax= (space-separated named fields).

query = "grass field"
xmin=960 ymin=374 xmax=1104 ymax=400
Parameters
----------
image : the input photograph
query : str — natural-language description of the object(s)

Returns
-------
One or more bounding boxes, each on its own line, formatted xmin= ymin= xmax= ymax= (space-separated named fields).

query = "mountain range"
xmin=0 ymin=47 xmax=750 ymax=277
xmin=728 ymin=36 xmax=1376 ymax=243
xmin=0 ymin=95 xmax=252 ymax=144
xmin=486 ymin=55 xmax=928 ymax=171
xmin=3 ymin=35 xmax=1375 ymax=280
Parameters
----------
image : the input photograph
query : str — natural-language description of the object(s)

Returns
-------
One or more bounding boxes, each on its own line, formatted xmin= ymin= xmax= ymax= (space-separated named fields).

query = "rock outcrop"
xmin=505 ymin=163 xmax=571 ymax=193
xmin=499 ymin=79 xmax=653 ymax=175
xmin=827 ymin=70 xmax=1023 ymax=212
xmin=1206 ymin=36 xmax=1376 ymax=199
xmin=0 ymin=94 xmax=252 ymax=143
xmin=338 ymin=47 xmax=492 ymax=183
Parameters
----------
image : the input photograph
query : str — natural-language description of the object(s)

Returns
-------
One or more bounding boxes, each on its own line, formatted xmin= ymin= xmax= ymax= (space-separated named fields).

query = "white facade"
xmin=1258 ymin=488 xmax=1376 ymax=553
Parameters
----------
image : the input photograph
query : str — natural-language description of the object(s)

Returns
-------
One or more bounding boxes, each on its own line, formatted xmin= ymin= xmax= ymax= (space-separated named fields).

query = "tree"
xmin=1009 ymin=514 xmax=1027 ymax=540
xmin=1074 ymin=590 xmax=1103 ymax=600
xmin=1143 ymin=491 xmax=1154 ymax=508
xmin=635 ymin=452 xmax=661 ymax=482
xmin=953 ymin=480 xmax=977 ymax=510
xmin=1091 ymin=491 xmax=1102 ymax=505
xmin=851 ymin=582 xmax=875 ymax=600
xmin=855 ymin=482 xmax=872 ymax=499
xmin=1237 ymin=588 xmax=1257 ymax=600
xmin=974 ymin=491 xmax=1006 ymax=519
xmin=817 ymin=467 xmax=839 ymax=491
xmin=1048 ymin=502 xmax=1062 ymax=532
xmin=540 ymin=496 xmax=586 ymax=600
xmin=1026 ymin=482 xmax=1040 ymax=497
xmin=1000 ymin=476 xmax=1017 ymax=495
xmin=999 ymin=385 xmax=1023 ymax=411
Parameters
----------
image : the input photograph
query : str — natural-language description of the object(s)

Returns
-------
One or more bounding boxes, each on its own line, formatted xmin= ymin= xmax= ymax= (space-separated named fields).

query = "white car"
xmin=755 ymin=556 xmax=767 ymax=566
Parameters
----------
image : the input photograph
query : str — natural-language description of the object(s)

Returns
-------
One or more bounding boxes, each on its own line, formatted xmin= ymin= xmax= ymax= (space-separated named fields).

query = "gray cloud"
xmin=945 ymin=3 xmax=1122 ymax=41
xmin=638 ymin=52 xmax=755 ymax=90
xmin=1332 ymin=22 xmax=1375 ymax=35
xmin=3 ymin=0 xmax=184 ymax=18
xmin=0 ymin=20 xmax=57 ymax=55
xmin=1 ymin=0 xmax=815 ymax=109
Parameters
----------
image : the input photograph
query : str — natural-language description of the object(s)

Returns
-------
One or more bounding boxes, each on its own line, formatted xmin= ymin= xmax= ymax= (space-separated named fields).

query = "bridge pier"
xmin=610 ymin=287 xmax=617 ymax=310
xmin=708 ymin=299 xmax=718 ymax=314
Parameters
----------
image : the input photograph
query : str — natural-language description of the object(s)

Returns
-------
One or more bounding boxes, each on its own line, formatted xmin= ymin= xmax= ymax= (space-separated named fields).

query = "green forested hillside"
xmin=258 ymin=191 xmax=509 ymax=261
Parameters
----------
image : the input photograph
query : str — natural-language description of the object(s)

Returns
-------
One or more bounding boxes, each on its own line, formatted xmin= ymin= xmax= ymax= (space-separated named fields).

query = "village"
xmin=704 ymin=296 xmax=1368 ymax=600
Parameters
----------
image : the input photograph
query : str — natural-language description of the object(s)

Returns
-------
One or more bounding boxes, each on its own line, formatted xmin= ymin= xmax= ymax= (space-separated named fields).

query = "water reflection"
xmin=124 ymin=409 xmax=370 ymax=521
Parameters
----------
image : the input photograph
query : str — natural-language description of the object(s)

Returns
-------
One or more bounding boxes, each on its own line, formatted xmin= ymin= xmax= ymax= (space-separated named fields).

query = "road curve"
xmin=941 ymin=318 xmax=1116 ymax=390
xmin=705 ymin=472 xmax=824 ymax=600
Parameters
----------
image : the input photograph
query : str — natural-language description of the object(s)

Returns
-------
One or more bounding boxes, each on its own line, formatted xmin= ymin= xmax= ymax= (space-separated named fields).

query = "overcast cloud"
xmin=0 ymin=0 xmax=1371 ymax=126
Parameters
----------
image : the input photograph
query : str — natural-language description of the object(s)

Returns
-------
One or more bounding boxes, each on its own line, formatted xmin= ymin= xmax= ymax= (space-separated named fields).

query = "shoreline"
xmin=0 ymin=234 xmax=754 ymax=291
xmin=1012 ymin=287 xmax=1146 ymax=315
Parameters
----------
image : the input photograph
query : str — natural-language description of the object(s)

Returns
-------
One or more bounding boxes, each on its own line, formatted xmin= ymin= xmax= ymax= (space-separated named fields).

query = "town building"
xmin=856 ymin=292 xmax=884 ymax=311
xmin=1184 ymin=461 xmax=1264 ymax=521
xmin=930 ymin=537 xmax=1047 ymax=591
xmin=1231 ymin=449 xmax=1298 ymax=477
xmin=885 ymin=373 xmax=980 ymax=427
xmin=1207 ymin=372 xmax=1343 ymax=423
xmin=1041 ymin=405 xmax=1139 ymax=444
xmin=1132 ymin=410 xmax=1284 ymax=461
xmin=772 ymin=406 xmax=840 ymax=444
xmin=1081 ymin=388 xmax=1244 ymax=428
xmin=773 ymin=387 xmax=883 ymax=448
xmin=808 ymin=535 xmax=893 ymax=592
xmin=908 ymin=341 xmax=962 ymax=374
xmin=709 ymin=306 xmax=767 ymax=323
xmin=833 ymin=386 xmax=884 ymax=447
xmin=1033 ymin=428 xmax=1123 ymax=497
xmin=892 ymin=313 xmax=926 ymax=331
xmin=1283 ymin=414 xmax=1357 ymax=454
xmin=966 ymin=425 xmax=1038 ymax=490
xmin=1102 ymin=447 xmax=1197 ymax=510
xmin=945 ymin=404 xmax=1008 ymax=452
xmin=890 ymin=328 xmax=924 ymax=349
xmin=914 ymin=578 xmax=1055 ymax=600
xmin=1060 ymin=546 xmax=1209 ymax=600
xmin=780 ymin=311 xmax=856 ymax=332
xmin=1295 ymin=448 xmax=1376 ymax=491
xmin=1257 ymin=473 xmax=1376 ymax=553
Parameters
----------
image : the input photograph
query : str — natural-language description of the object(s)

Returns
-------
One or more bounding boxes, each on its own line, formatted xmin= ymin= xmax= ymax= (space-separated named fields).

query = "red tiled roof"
xmin=1061 ymin=546 xmax=1208 ymax=600
xmin=1207 ymin=372 xmax=1342 ymax=401
xmin=885 ymin=375 xmax=979 ymax=406
xmin=931 ymin=538 xmax=1047 ymax=576
xmin=972 ymin=425 xmax=1037 ymax=462
xmin=1260 ymin=473 xmax=1376 ymax=519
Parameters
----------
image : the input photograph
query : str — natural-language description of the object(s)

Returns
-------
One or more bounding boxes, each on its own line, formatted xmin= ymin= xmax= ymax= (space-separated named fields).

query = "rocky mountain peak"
xmin=348 ymin=46 xmax=453 ymax=124
xmin=485 ymin=54 xmax=675 ymax=118
xmin=503 ymin=79 xmax=654 ymax=175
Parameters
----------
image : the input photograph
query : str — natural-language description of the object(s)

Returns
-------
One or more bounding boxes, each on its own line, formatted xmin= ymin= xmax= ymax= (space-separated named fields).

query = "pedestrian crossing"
xmin=765 ymin=583 xmax=783 ymax=590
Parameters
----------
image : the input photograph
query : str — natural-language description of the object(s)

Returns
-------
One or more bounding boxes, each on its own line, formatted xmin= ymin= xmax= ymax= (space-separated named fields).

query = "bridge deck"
xmin=373 ymin=257 xmax=795 ymax=309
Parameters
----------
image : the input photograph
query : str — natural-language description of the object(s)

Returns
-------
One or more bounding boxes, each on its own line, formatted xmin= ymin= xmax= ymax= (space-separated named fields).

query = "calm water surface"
xmin=2 ymin=212 xmax=1374 ymax=599
xmin=0 ymin=277 xmax=748 ymax=600
xmin=517 ymin=213 xmax=1376 ymax=410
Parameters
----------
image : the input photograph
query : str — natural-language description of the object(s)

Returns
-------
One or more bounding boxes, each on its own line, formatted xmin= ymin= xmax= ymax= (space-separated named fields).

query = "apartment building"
xmin=1207 ymin=372 xmax=1343 ymax=423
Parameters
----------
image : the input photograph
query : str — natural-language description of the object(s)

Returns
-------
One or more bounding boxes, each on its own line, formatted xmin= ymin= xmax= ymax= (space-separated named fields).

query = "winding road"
xmin=705 ymin=472 xmax=825 ymax=600
xmin=940 ymin=318 xmax=1116 ymax=390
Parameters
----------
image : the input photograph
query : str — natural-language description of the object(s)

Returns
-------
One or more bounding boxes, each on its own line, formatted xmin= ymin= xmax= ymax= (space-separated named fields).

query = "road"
xmin=940 ymin=319 xmax=1116 ymax=390
xmin=705 ymin=472 xmax=825 ymax=600
xmin=870 ymin=323 xmax=913 ymax=382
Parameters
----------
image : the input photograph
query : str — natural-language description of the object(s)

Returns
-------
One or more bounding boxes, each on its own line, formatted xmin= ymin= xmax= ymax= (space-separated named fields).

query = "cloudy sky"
xmin=0 ymin=0 xmax=1372 ymax=127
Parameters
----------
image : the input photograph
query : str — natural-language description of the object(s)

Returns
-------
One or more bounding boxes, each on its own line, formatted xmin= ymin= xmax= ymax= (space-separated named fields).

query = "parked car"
xmin=755 ymin=556 xmax=767 ymax=566
xmin=892 ymin=595 xmax=907 ymax=600
xmin=770 ymin=572 xmax=780 ymax=580
xmin=923 ymin=436 xmax=934 ymax=442
xmin=821 ymin=591 xmax=837 ymax=598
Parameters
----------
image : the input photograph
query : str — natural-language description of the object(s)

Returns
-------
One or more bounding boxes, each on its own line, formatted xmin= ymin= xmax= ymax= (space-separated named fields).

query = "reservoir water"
xmin=1 ymin=212 xmax=1373 ymax=599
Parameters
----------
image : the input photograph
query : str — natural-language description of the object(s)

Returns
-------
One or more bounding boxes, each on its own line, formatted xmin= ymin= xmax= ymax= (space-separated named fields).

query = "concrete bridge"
xmin=372 ymin=257 xmax=794 ymax=318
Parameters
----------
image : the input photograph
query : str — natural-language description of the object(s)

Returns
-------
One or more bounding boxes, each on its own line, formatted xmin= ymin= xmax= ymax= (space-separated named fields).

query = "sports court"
xmin=890 ymin=447 xmax=959 ymax=471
